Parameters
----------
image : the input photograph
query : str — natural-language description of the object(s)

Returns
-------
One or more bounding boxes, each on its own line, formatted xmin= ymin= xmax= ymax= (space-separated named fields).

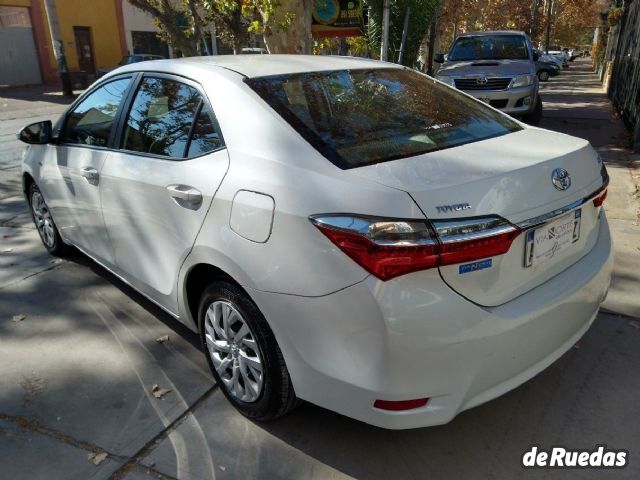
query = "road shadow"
xmin=0 ymin=85 xmax=78 ymax=106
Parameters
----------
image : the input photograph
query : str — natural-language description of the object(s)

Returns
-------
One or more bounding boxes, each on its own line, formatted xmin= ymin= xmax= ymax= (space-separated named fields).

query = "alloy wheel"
xmin=31 ymin=190 xmax=55 ymax=248
xmin=204 ymin=300 xmax=264 ymax=402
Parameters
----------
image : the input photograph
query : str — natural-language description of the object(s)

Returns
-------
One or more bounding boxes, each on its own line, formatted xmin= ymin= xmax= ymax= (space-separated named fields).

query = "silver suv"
xmin=435 ymin=31 xmax=542 ymax=125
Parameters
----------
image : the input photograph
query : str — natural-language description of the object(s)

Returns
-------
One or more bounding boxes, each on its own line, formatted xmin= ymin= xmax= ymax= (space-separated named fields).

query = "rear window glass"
xmin=449 ymin=35 xmax=529 ymax=61
xmin=246 ymin=68 xmax=521 ymax=169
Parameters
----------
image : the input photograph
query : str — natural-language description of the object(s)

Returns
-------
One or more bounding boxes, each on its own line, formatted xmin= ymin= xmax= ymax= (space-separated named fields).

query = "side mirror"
xmin=532 ymin=50 xmax=540 ymax=61
xmin=434 ymin=53 xmax=445 ymax=64
xmin=17 ymin=120 xmax=52 ymax=144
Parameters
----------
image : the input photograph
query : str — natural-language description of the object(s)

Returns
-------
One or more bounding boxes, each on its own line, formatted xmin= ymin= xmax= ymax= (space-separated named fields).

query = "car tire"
xmin=198 ymin=281 xmax=300 ymax=421
xmin=523 ymin=95 xmax=543 ymax=126
xmin=28 ymin=182 xmax=69 ymax=256
xmin=538 ymin=70 xmax=550 ymax=82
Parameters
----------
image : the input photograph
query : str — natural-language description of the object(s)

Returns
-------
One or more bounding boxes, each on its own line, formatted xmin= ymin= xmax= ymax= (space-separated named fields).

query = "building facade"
xmin=0 ymin=0 xmax=127 ymax=86
xmin=121 ymin=1 xmax=173 ymax=58
xmin=0 ymin=0 xmax=256 ymax=87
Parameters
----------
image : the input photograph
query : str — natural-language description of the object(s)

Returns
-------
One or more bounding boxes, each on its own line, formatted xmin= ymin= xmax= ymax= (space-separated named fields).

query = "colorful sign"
xmin=312 ymin=0 xmax=363 ymax=38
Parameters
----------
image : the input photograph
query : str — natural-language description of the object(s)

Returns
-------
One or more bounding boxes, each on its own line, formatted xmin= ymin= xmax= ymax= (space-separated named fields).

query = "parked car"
xmin=435 ymin=30 xmax=542 ymax=125
xmin=542 ymin=55 xmax=565 ymax=69
xmin=546 ymin=48 xmax=570 ymax=67
xmin=536 ymin=60 xmax=560 ymax=81
xmin=535 ymin=49 xmax=566 ymax=69
xmin=241 ymin=47 xmax=267 ymax=54
xmin=97 ymin=54 xmax=164 ymax=77
xmin=548 ymin=46 xmax=570 ymax=61
xmin=19 ymin=55 xmax=612 ymax=429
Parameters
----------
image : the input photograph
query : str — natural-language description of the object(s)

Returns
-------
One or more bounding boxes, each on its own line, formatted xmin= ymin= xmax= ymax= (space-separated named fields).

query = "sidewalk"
xmin=540 ymin=58 xmax=640 ymax=319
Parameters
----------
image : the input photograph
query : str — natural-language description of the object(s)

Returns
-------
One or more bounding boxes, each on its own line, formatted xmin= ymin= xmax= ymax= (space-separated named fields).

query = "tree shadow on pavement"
xmin=0 ymin=85 xmax=78 ymax=106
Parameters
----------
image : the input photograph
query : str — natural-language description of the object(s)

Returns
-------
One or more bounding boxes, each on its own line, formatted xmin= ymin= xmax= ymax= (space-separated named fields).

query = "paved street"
xmin=1 ymin=59 xmax=639 ymax=480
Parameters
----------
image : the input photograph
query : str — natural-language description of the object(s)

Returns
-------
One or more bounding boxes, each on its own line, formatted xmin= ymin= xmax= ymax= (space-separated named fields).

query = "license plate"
xmin=478 ymin=97 xmax=491 ymax=104
xmin=524 ymin=209 xmax=581 ymax=267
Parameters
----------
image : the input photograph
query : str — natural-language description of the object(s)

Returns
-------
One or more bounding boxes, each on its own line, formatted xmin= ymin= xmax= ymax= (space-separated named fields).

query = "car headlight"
xmin=436 ymin=76 xmax=456 ymax=87
xmin=511 ymin=75 xmax=536 ymax=88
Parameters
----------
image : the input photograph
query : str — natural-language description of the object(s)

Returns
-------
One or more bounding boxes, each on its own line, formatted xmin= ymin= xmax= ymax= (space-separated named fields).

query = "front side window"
xmin=122 ymin=77 xmax=201 ymax=158
xmin=62 ymin=78 xmax=130 ymax=147
xmin=247 ymin=68 xmax=521 ymax=169
xmin=449 ymin=35 xmax=529 ymax=61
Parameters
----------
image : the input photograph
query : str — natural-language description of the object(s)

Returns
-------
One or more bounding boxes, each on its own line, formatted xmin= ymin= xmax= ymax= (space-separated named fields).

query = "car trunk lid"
xmin=344 ymin=128 xmax=606 ymax=306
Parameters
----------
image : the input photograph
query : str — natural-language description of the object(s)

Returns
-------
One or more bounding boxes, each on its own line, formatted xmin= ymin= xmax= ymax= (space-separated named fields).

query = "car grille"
xmin=454 ymin=77 xmax=512 ymax=91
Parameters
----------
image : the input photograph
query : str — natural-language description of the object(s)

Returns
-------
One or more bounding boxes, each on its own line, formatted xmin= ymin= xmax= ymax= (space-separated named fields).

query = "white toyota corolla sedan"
xmin=19 ymin=55 xmax=612 ymax=429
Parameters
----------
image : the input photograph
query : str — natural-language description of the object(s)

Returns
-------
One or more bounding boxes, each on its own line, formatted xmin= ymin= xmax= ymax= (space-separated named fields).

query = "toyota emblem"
xmin=551 ymin=168 xmax=571 ymax=191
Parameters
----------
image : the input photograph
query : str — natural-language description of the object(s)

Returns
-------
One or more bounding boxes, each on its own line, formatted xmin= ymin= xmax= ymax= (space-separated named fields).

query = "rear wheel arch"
xmin=184 ymin=263 xmax=247 ymax=331
xmin=197 ymin=280 xmax=301 ymax=420
xmin=185 ymin=264 xmax=301 ymax=419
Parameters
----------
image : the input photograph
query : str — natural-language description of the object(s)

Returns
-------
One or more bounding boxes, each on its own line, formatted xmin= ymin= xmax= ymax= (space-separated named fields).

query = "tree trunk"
xmin=426 ymin=13 xmax=438 ymax=76
xmin=187 ymin=0 xmax=205 ymax=55
xmin=262 ymin=0 xmax=313 ymax=54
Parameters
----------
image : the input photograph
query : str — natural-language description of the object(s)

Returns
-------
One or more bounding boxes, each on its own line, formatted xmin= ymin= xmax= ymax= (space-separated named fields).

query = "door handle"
xmin=80 ymin=167 xmax=99 ymax=184
xmin=166 ymin=184 xmax=202 ymax=205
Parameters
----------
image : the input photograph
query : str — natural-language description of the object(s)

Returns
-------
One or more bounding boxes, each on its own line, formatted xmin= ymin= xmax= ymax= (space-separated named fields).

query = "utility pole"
xmin=43 ymin=0 xmax=73 ymax=96
xmin=544 ymin=0 xmax=553 ymax=53
xmin=398 ymin=7 xmax=410 ymax=64
xmin=380 ymin=0 xmax=391 ymax=61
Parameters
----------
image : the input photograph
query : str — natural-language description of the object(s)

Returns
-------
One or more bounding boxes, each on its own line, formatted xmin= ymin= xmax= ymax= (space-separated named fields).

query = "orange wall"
xmin=48 ymin=0 xmax=124 ymax=71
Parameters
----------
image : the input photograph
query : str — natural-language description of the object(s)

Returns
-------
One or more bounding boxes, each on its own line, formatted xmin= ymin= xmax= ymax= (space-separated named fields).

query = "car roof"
xmin=456 ymin=30 xmax=527 ymax=37
xmin=113 ymin=54 xmax=402 ymax=79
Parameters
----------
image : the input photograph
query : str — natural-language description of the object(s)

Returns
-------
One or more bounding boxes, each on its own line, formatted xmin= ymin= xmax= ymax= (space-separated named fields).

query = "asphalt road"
xmin=1 ymin=59 xmax=639 ymax=480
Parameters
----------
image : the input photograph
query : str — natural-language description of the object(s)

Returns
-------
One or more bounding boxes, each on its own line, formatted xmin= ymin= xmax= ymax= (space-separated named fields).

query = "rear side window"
xmin=187 ymin=104 xmax=223 ymax=157
xmin=122 ymin=77 xmax=200 ymax=157
xmin=63 ymin=78 xmax=130 ymax=147
xmin=247 ymin=68 xmax=521 ymax=169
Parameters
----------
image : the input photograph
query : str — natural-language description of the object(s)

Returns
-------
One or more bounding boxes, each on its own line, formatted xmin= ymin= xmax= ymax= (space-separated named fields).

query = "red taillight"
xmin=374 ymin=398 xmax=429 ymax=411
xmin=437 ymin=229 xmax=522 ymax=266
xmin=311 ymin=215 xmax=520 ymax=281
xmin=316 ymin=227 xmax=439 ymax=281
xmin=593 ymin=188 xmax=607 ymax=207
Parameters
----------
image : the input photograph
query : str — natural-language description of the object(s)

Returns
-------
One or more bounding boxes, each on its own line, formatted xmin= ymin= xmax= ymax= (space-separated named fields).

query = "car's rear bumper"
xmin=251 ymin=213 xmax=612 ymax=429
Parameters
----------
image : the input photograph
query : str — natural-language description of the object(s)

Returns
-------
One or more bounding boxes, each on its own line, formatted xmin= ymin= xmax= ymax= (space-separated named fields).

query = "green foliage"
xmin=608 ymin=6 xmax=624 ymax=26
xmin=366 ymin=0 xmax=441 ymax=66
xmin=202 ymin=0 xmax=250 ymax=52
xmin=242 ymin=0 xmax=295 ymax=35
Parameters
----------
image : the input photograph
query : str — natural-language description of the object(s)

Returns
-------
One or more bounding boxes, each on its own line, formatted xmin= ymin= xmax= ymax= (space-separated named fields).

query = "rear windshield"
xmin=246 ymin=68 xmax=521 ymax=169
xmin=449 ymin=35 xmax=529 ymax=61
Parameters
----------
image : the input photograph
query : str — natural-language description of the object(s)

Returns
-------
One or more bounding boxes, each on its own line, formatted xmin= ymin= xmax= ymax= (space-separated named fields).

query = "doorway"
xmin=73 ymin=26 xmax=95 ymax=74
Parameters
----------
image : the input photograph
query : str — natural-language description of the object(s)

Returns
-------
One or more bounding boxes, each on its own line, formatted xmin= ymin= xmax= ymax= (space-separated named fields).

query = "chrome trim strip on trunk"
xmin=517 ymin=179 xmax=608 ymax=230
